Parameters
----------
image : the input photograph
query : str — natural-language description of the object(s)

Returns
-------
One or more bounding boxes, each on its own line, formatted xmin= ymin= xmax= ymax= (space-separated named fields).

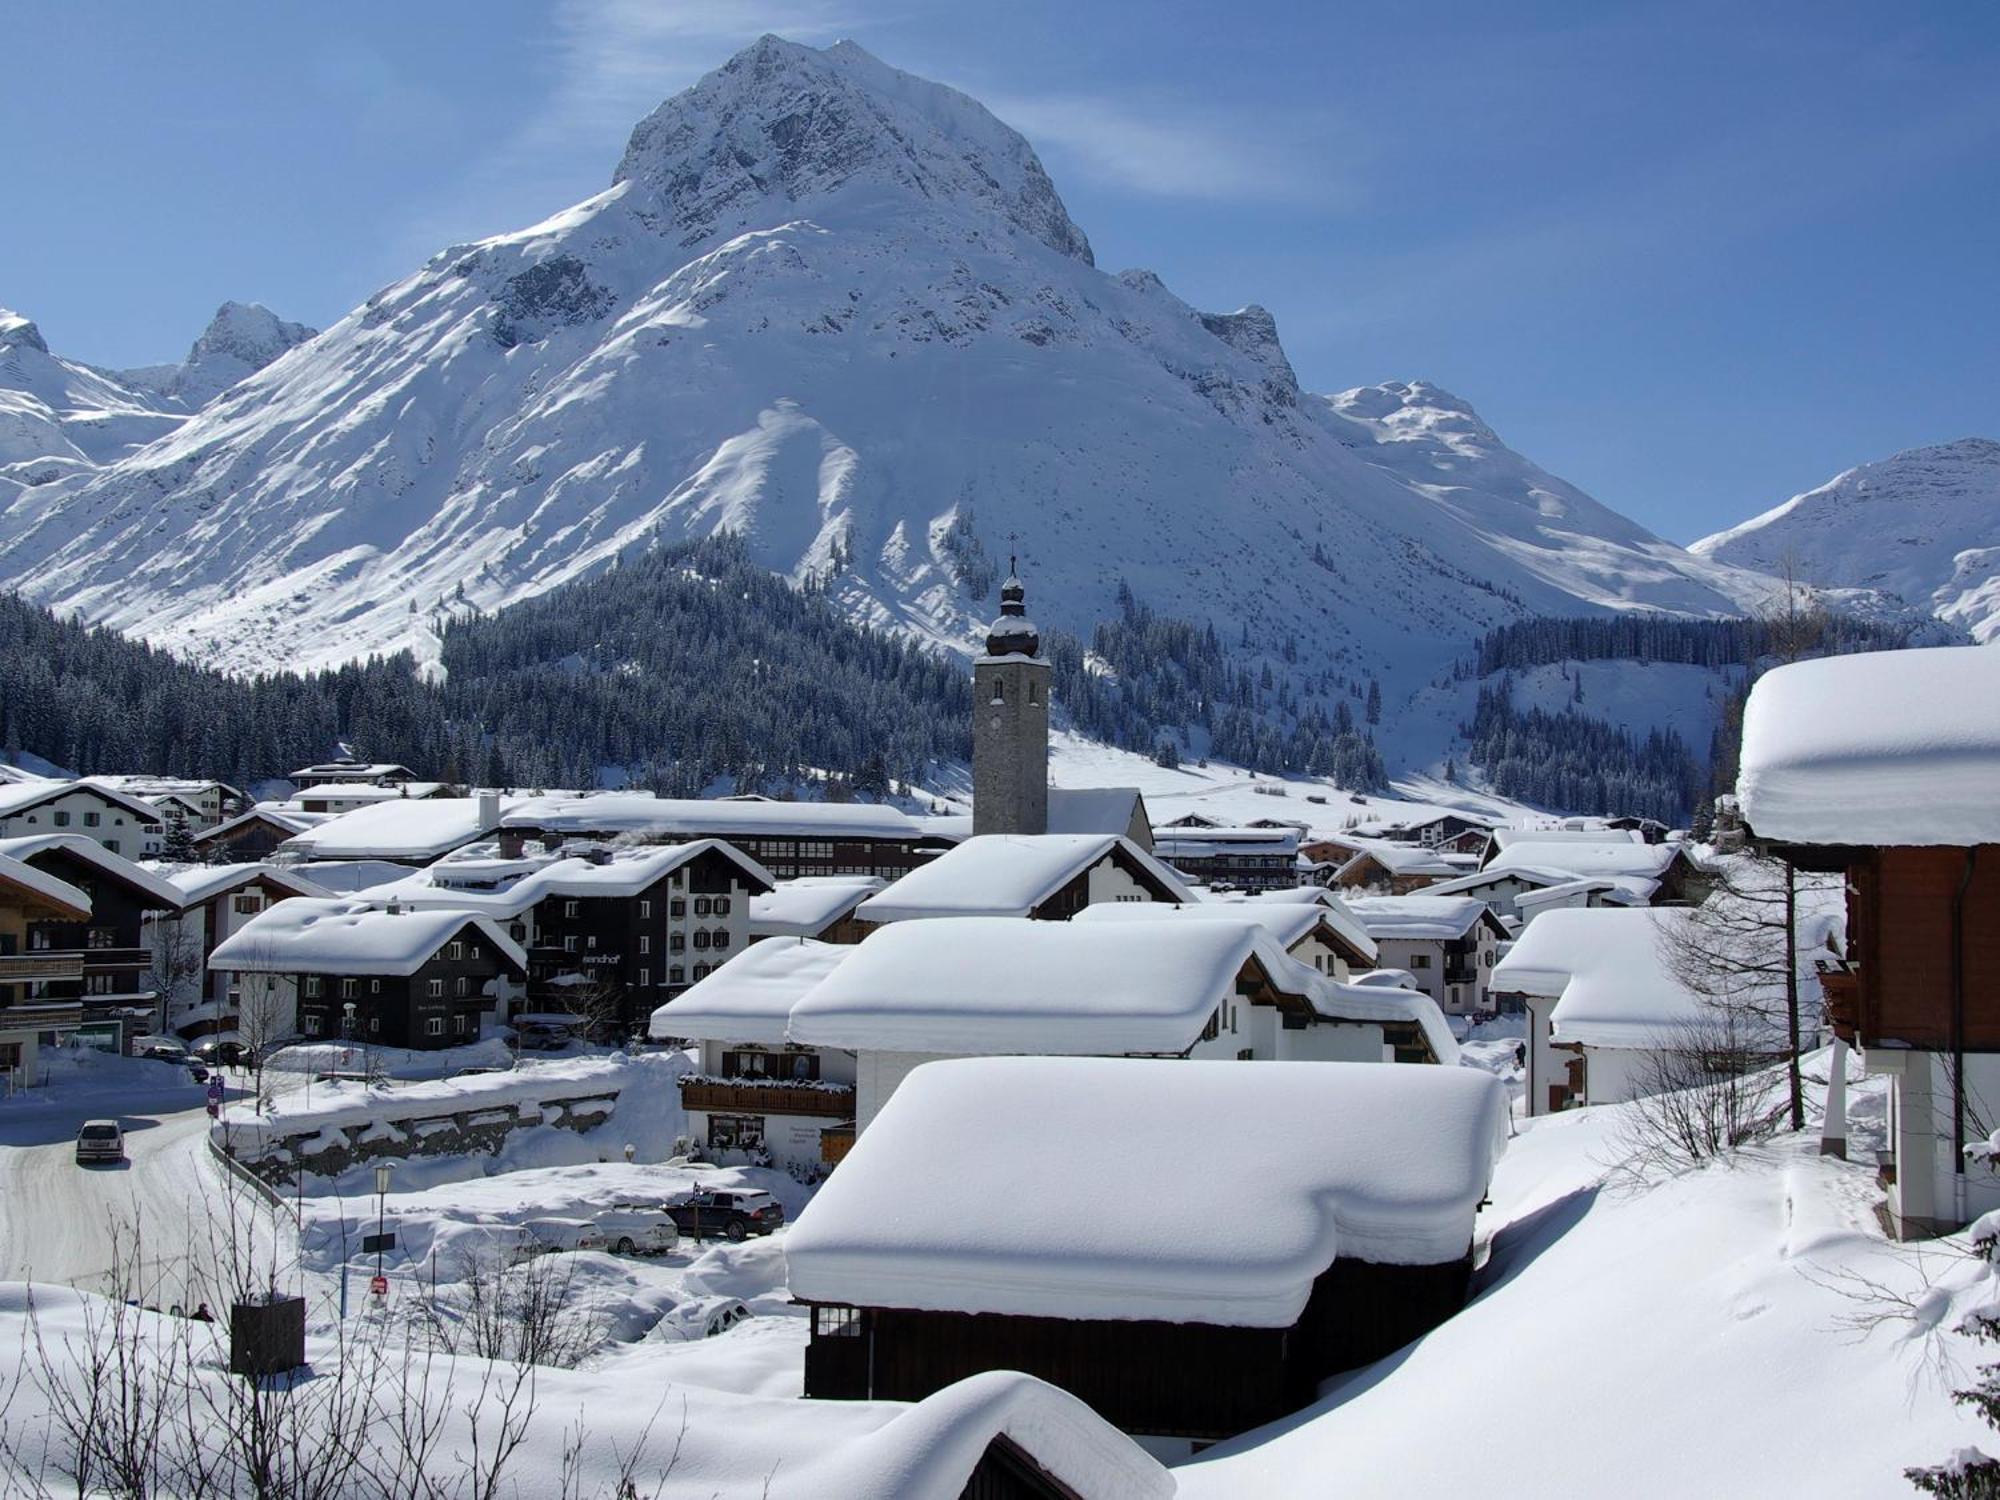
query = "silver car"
xmin=75 ymin=1119 xmax=125 ymax=1165
xmin=597 ymin=1205 xmax=682 ymax=1256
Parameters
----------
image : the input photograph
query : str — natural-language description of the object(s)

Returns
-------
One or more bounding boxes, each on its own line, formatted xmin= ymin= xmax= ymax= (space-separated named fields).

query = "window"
xmin=454 ymin=1013 xmax=470 ymax=1034
xmin=425 ymin=1018 xmax=444 ymax=1036
xmin=692 ymin=930 xmax=710 ymax=951
xmin=670 ymin=899 xmax=686 ymax=919
xmin=638 ymin=968 xmax=650 ymax=987
xmin=370 ymin=978 xmax=381 ymax=994
xmin=52 ymin=811 xmax=70 ymax=827
xmin=448 ymin=941 xmax=465 ymax=961
xmin=1237 ymin=1047 xmax=1254 ymax=1061
xmin=83 ymin=811 xmax=101 ymax=828
xmin=639 ymin=899 xmax=652 ymax=919
xmin=304 ymin=977 xmax=322 ymax=997
xmin=814 ymin=1306 xmax=862 ymax=1339
xmin=714 ymin=896 xmax=731 ymax=916
xmin=711 ymin=929 xmax=730 ymax=952
xmin=669 ymin=933 xmax=686 ymax=953
xmin=1200 ymin=1009 xmax=1221 ymax=1042
xmin=428 ymin=979 xmax=444 ymax=998
xmin=455 ymin=977 xmax=470 ymax=998
xmin=86 ymin=974 xmax=114 ymax=995
xmin=369 ymin=1017 xmax=380 ymax=1034
xmin=233 ymin=894 xmax=263 ymax=916
xmin=510 ymin=923 xmax=527 ymax=943
xmin=638 ymin=935 xmax=650 ymax=955
xmin=1028 ymin=682 xmax=1039 ymax=705
xmin=1411 ymin=953 xmax=1432 ymax=969
xmin=586 ymin=935 xmax=597 ymax=951
xmin=694 ymin=897 xmax=712 ymax=917
xmin=668 ymin=965 xmax=684 ymax=985
xmin=302 ymin=1014 xmax=323 ymax=1036
xmin=990 ymin=679 xmax=1005 ymax=705
xmin=105 ymin=840 xmax=120 ymax=854
xmin=692 ymin=963 xmax=712 ymax=981
xmin=564 ymin=936 xmax=579 ymax=954
xmin=1449 ymin=987 xmax=1462 ymax=1007
xmin=707 ymin=1114 xmax=763 ymax=1150
xmin=563 ymin=900 xmax=580 ymax=918
xmin=86 ymin=928 xmax=117 ymax=950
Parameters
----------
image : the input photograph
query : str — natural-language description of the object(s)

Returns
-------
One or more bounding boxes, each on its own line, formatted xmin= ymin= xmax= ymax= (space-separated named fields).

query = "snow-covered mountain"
xmin=1693 ymin=438 xmax=2000 ymax=642
xmin=0 ymin=302 xmax=315 ymax=494
xmin=0 ymin=36 xmax=1762 ymax=692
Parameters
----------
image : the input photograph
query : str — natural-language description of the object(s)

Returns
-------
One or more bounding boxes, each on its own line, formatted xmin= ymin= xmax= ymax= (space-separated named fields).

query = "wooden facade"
xmin=295 ymin=924 xmax=525 ymax=1049
xmin=18 ymin=846 xmax=171 ymax=1010
xmin=803 ymin=1252 xmax=1474 ymax=1439
xmin=1824 ymin=845 xmax=2000 ymax=1051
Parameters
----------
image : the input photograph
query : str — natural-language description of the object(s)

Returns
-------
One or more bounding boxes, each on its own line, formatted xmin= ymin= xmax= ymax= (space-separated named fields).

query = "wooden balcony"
xmin=0 ymin=954 xmax=86 ymax=983
xmin=679 ymin=1077 xmax=856 ymax=1118
xmin=1818 ymin=967 xmax=1860 ymax=1043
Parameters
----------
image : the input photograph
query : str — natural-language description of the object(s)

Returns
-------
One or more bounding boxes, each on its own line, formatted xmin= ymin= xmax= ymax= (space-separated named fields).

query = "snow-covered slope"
xmin=121 ymin=300 xmax=319 ymax=408
xmin=0 ymin=36 xmax=1757 ymax=686
xmin=1693 ymin=438 xmax=2000 ymax=642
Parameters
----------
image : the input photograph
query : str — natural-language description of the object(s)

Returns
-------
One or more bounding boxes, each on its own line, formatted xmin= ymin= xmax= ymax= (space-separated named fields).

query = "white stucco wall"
xmin=1274 ymin=1020 xmax=1388 ymax=1062
xmin=0 ymin=790 xmax=163 ymax=859
xmin=1869 ymin=1049 xmax=2000 ymax=1236
xmin=1084 ymin=856 xmax=1153 ymax=906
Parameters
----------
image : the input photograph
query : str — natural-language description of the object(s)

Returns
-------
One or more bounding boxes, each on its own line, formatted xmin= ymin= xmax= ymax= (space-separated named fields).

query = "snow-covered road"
xmin=0 ymin=1072 xmax=284 ymax=1310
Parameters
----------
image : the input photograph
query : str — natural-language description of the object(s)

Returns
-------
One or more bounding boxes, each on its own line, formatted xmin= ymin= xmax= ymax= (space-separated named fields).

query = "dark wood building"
xmin=194 ymin=808 xmax=319 ymax=864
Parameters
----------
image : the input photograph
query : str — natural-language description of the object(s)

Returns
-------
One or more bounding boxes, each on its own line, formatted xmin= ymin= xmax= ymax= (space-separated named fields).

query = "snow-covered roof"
xmin=750 ymin=876 xmax=884 ymax=937
xmin=1489 ymin=825 xmax=1643 ymax=852
xmin=787 ymin=916 xmax=1256 ymax=1055
xmin=148 ymin=862 xmax=333 ymax=907
xmin=363 ymin=840 xmax=775 ymax=919
xmin=1513 ymin=877 xmax=1649 ymax=910
xmin=1336 ymin=840 xmax=1462 ymax=877
xmin=289 ymin=859 xmax=420 ymax=894
xmin=1482 ymin=840 xmax=1678 ymax=884
xmin=199 ymin=806 xmax=326 ymax=842
xmin=87 ymin=775 xmax=243 ymax=800
xmin=785 ymin=1057 xmax=1509 ymax=1324
xmin=1341 ymin=895 xmax=1501 ymax=941
xmin=0 ymin=834 xmax=185 ymax=908
xmin=1423 ymin=865 xmax=1574 ymax=898
xmin=1737 ymin=645 xmax=2000 ymax=847
xmin=1153 ymin=826 xmax=1302 ymax=857
xmin=1046 ymin=786 xmax=1146 ymax=838
xmin=857 ymin=834 xmax=1192 ymax=923
xmin=277 ymin=796 xmax=522 ymax=862
xmin=1074 ymin=898 xmax=1378 ymax=965
xmin=503 ymin=792 xmax=924 ymax=841
xmin=0 ymin=850 xmax=90 ymax=919
xmin=208 ymin=898 xmax=528 ymax=976
xmin=291 ymin=761 xmax=414 ymax=779
xmin=650 ymin=937 xmax=852 ymax=1045
xmin=0 ymin=778 xmax=165 ymax=824
xmin=294 ymin=781 xmax=448 ymax=802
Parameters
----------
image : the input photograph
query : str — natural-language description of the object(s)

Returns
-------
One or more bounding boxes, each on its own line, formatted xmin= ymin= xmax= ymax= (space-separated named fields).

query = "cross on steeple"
xmin=1007 ymin=531 xmax=1018 ymax=576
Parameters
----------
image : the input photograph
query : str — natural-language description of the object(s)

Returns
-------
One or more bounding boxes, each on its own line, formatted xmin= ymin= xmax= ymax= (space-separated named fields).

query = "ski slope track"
xmin=0 ymin=37 xmax=1773 ymax=690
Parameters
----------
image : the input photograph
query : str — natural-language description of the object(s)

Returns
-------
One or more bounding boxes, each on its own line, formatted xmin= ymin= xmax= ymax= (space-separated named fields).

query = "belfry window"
xmin=990 ymin=679 xmax=1005 ymax=705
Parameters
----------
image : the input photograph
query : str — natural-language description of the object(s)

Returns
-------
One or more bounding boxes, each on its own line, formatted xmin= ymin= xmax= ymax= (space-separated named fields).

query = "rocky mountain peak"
xmin=0 ymin=309 xmax=49 ymax=355
xmin=172 ymin=300 xmax=316 ymax=405
xmin=612 ymin=35 xmax=1093 ymax=264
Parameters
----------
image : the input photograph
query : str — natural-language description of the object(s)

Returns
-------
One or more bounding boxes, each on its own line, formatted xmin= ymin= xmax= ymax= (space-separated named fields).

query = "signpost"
xmin=369 ymin=1275 xmax=388 ymax=1298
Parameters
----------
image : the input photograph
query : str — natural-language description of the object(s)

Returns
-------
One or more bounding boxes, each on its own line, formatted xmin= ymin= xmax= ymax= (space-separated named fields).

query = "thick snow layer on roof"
xmin=0 ymin=777 xmax=163 ymax=822
xmin=786 ymin=1057 xmax=1508 ymax=1324
xmin=1315 ymin=978 xmax=1459 ymax=1064
xmin=148 ymin=862 xmax=332 ymax=906
xmin=294 ymin=780 xmax=448 ymax=802
xmin=749 ymin=876 xmax=884 ymax=936
xmin=1483 ymin=840 xmax=1676 ymax=883
xmin=1424 ymin=866 xmax=1571 ymax=898
xmin=1490 ymin=825 xmax=1643 ymax=850
xmin=650 ymin=937 xmax=853 ymax=1044
xmin=364 ymin=840 xmax=772 ymax=919
xmin=1153 ymin=827 xmax=1302 ymax=857
xmin=1337 ymin=840 xmax=1460 ymax=876
xmin=0 ymin=850 xmax=89 ymax=918
xmin=1513 ymin=877 xmax=1650 ymax=909
xmin=787 ymin=916 xmax=1251 ymax=1054
xmin=280 ymin=797 xmax=520 ymax=861
xmin=1738 ymin=645 xmax=2000 ymax=846
xmin=0 ymin=834 xmax=184 ymax=908
xmin=858 ymin=834 xmax=1191 ymax=922
xmin=1047 ymin=785 xmax=1145 ymax=838
xmin=1342 ymin=895 xmax=1496 ymax=941
xmin=208 ymin=898 xmax=527 ymax=976
xmin=289 ymin=859 xmax=418 ymax=893
xmin=505 ymin=792 xmax=922 ymax=840
xmin=1074 ymin=897 xmax=1378 ymax=965
xmin=203 ymin=806 xmax=324 ymax=841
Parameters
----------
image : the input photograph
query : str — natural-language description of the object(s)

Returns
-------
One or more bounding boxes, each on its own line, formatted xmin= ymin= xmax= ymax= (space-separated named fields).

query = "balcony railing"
xmin=679 ymin=1076 xmax=856 ymax=1117
xmin=0 ymin=954 xmax=86 ymax=983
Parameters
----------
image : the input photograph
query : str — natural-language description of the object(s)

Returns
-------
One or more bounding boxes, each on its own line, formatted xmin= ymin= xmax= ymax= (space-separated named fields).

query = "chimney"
xmin=478 ymin=790 xmax=501 ymax=831
xmin=497 ymin=830 xmax=526 ymax=860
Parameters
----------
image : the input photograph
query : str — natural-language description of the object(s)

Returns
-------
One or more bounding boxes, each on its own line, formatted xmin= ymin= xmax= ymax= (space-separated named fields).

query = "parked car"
xmin=662 ymin=1189 xmax=784 ymax=1242
xmin=515 ymin=1216 xmax=609 ymax=1257
xmin=597 ymin=1205 xmax=682 ymax=1256
xmin=139 ymin=1041 xmax=188 ymax=1064
xmin=183 ymin=1059 xmax=210 ymax=1084
xmin=510 ymin=1022 xmax=572 ymax=1052
xmin=192 ymin=1039 xmax=250 ymax=1067
xmin=74 ymin=1120 xmax=125 ymax=1165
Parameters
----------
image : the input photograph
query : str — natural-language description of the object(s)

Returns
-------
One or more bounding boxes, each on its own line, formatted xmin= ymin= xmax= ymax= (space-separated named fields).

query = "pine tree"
xmin=1365 ymin=677 xmax=1382 ymax=725
xmin=1907 ymin=1305 xmax=2000 ymax=1497
xmin=161 ymin=808 xmax=197 ymax=864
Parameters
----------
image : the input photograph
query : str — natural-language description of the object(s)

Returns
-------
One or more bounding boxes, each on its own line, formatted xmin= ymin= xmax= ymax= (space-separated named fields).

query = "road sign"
xmin=207 ymin=1078 xmax=225 ymax=1101
xmin=361 ymin=1231 xmax=397 ymax=1255
xmin=369 ymin=1275 xmax=388 ymax=1296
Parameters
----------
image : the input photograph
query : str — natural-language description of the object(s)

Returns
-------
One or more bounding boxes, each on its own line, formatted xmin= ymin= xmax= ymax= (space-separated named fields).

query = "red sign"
xmin=369 ymin=1275 xmax=388 ymax=1296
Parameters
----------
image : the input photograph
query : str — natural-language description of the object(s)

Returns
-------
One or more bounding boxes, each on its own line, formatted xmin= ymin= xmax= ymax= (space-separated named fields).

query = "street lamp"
xmin=623 ymin=1143 xmax=636 ymax=1164
xmin=373 ymin=1163 xmax=393 ymax=1301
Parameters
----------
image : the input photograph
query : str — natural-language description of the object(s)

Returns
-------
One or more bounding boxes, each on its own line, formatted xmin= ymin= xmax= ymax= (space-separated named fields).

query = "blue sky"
xmin=2 ymin=0 xmax=1993 ymax=543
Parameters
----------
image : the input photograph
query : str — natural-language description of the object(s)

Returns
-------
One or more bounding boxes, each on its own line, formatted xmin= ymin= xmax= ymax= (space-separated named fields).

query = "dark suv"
xmin=663 ymin=1189 xmax=784 ymax=1242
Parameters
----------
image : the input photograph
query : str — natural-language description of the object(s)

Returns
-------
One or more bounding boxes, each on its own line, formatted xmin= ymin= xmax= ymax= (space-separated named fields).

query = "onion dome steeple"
xmin=984 ymin=555 xmax=1040 ymax=657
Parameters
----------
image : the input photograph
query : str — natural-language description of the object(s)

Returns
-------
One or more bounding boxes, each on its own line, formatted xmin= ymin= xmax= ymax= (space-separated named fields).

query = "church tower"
xmin=972 ymin=565 xmax=1050 ymax=836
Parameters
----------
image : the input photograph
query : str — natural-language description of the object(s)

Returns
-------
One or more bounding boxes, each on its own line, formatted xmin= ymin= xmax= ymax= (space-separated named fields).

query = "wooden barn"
xmin=1737 ymin=644 xmax=2000 ymax=1238
xmin=786 ymin=1056 xmax=1509 ymax=1440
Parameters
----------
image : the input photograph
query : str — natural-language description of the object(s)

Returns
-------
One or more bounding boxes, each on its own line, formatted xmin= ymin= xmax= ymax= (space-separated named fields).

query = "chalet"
xmin=1421 ymin=864 xmax=1584 ymax=926
xmin=1299 ymin=833 xmax=1371 ymax=868
xmin=0 ymin=852 xmax=93 ymax=1086
xmin=785 ymin=917 xmax=1457 ymax=1134
xmin=787 ymin=1056 xmax=1510 ymax=1440
xmin=1341 ymin=896 xmax=1509 ymax=1018
xmin=0 ymin=780 xmax=167 ymax=860
xmin=1073 ymin=896 xmax=1378 ymax=981
xmin=194 ymin=806 xmax=329 ymax=863
xmin=1479 ymin=837 xmax=1705 ymax=906
xmin=275 ymin=793 xmax=520 ymax=867
xmin=145 ymin=864 xmax=332 ymax=1040
xmin=290 ymin=760 xmax=419 ymax=788
xmin=0 ymin=835 xmax=182 ymax=1050
xmin=1150 ymin=825 xmax=1302 ymax=893
xmin=1492 ymin=905 xmax=1808 ymax=1117
xmin=749 ymin=877 xmax=884 ymax=944
xmin=210 ymin=899 xmax=528 ymax=1050
xmin=1735 ymin=644 xmax=2000 ymax=1238
xmin=500 ymin=794 xmax=949 ymax=882
xmin=649 ymin=937 xmax=857 ymax=1171
xmin=86 ymin=777 xmax=247 ymax=831
xmin=1392 ymin=812 xmax=1495 ymax=851
xmin=1327 ymin=841 xmax=1464 ymax=896
xmin=1512 ymin=877 xmax=1647 ymax=927
xmin=1480 ymin=824 xmax=1643 ymax=864
xmin=292 ymin=781 xmax=450 ymax=815
xmin=366 ymin=839 xmax=775 ymax=1034
xmin=855 ymin=834 xmax=1192 ymax=925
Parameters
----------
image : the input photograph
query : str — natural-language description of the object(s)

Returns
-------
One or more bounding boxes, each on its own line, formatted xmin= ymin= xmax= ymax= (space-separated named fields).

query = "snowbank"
xmin=785 ymin=1057 xmax=1509 ymax=1325
xmin=1738 ymin=644 xmax=2000 ymax=846
xmin=857 ymin=833 xmax=1191 ymax=922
